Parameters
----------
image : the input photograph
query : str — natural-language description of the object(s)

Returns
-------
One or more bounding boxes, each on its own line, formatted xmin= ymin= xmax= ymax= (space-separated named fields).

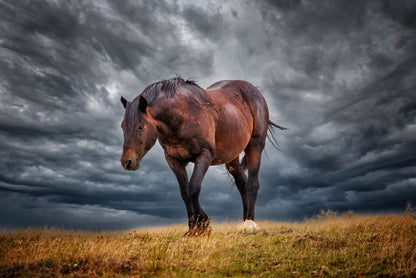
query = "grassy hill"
xmin=1 ymin=211 xmax=415 ymax=277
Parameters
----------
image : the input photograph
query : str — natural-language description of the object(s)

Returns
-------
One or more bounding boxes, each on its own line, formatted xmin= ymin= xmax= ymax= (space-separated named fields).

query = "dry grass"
xmin=1 ymin=211 xmax=415 ymax=277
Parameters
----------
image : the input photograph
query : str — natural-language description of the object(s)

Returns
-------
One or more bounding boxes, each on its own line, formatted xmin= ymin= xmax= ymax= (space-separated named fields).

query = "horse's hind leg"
xmin=244 ymin=139 xmax=264 ymax=221
xmin=226 ymin=157 xmax=248 ymax=220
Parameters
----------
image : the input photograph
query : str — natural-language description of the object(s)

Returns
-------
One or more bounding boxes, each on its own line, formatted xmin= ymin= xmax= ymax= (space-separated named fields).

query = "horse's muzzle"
xmin=121 ymin=158 xmax=140 ymax=171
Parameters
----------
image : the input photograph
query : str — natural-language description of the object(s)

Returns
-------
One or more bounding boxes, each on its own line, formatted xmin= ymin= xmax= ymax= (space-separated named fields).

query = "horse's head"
xmin=120 ymin=96 xmax=157 ymax=171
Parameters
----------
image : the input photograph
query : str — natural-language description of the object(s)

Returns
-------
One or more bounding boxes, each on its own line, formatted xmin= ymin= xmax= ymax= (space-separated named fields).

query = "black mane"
xmin=139 ymin=77 xmax=202 ymax=105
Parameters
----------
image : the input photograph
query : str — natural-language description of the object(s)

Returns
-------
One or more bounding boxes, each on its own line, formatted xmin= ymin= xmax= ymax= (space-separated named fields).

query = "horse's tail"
xmin=267 ymin=120 xmax=288 ymax=150
xmin=240 ymin=121 xmax=287 ymax=171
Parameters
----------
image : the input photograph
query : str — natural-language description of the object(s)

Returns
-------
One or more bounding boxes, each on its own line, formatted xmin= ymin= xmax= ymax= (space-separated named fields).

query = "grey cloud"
xmin=182 ymin=5 xmax=224 ymax=40
xmin=252 ymin=0 xmax=416 ymax=219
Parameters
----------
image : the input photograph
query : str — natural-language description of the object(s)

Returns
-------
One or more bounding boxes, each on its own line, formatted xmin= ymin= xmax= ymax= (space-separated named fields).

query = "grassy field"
xmin=1 ymin=211 xmax=415 ymax=277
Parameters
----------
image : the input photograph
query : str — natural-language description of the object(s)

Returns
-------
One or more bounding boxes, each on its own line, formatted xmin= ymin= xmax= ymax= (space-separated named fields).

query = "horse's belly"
xmin=211 ymin=147 xmax=247 ymax=165
xmin=212 ymin=107 xmax=252 ymax=165
xmin=212 ymin=133 xmax=250 ymax=165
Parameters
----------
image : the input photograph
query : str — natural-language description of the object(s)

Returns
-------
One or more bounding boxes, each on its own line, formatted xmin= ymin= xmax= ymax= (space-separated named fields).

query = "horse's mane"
xmin=139 ymin=77 xmax=203 ymax=105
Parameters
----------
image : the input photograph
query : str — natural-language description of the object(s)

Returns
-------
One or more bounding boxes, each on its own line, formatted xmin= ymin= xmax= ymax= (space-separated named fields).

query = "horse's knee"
xmin=247 ymin=180 xmax=259 ymax=193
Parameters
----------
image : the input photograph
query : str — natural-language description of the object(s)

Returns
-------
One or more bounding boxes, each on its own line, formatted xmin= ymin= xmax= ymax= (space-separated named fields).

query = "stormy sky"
xmin=1 ymin=0 xmax=415 ymax=230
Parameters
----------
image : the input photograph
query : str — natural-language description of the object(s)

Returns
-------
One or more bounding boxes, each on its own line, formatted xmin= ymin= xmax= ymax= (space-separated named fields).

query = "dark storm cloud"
xmin=252 ymin=0 xmax=416 ymax=219
xmin=1 ymin=0 xmax=415 ymax=230
xmin=182 ymin=5 xmax=224 ymax=40
xmin=381 ymin=0 xmax=416 ymax=28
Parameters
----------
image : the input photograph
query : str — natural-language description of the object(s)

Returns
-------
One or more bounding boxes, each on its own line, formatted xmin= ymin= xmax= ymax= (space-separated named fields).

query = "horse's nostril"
xmin=121 ymin=159 xmax=133 ymax=170
xmin=125 ymin=159 xmax=133 ymax=169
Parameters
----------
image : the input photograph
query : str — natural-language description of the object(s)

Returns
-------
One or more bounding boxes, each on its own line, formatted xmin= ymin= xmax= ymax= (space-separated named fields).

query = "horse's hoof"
xmin=184 ymin=226 xmax=212 ymax=237
xmin=238 ymin=220 xmax=258 ymax=232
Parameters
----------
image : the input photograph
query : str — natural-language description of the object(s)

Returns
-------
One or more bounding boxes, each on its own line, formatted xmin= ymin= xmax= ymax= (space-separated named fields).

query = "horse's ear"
xmin=120 ymin=96 xmax=128 ymax=109
xmin=138 ymin=96 xmax=148 ymax=113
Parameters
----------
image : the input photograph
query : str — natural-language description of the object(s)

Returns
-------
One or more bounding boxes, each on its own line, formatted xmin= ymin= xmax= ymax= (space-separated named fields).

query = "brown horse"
xmin=120 ymin=77 xmax=285 ymax=234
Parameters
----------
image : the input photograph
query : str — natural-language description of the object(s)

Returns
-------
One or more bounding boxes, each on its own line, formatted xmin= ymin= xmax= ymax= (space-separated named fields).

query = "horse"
xmin=120 ymin=77 xmax=285 ymax=235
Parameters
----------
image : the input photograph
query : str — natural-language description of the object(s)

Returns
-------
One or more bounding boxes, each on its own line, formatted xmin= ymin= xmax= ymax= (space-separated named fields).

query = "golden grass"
xmin=1 ymin=211 xmax=415 ymax=277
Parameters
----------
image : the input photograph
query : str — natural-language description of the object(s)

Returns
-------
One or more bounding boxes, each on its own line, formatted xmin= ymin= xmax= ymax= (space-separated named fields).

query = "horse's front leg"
xmin=187 ymin=148 xmax=212 ymax=233
xmin=165 ymin=154 xmax=194 ymax=224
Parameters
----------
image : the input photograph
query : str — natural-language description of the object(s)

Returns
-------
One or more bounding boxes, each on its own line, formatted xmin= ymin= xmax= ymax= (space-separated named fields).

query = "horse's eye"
xmin=137 ymin=124 xmax=145 ymax=130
